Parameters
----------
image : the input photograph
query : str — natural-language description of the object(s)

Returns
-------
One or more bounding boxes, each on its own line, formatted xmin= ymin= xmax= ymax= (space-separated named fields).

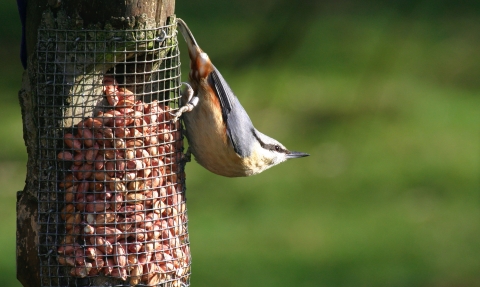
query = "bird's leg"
xmin=170 ymin=82 xmax=199 ymax=123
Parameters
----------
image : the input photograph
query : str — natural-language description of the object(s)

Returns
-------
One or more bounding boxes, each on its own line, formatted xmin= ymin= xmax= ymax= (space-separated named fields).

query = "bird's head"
xmin=248 ymin=130 xmax=309 ymax=174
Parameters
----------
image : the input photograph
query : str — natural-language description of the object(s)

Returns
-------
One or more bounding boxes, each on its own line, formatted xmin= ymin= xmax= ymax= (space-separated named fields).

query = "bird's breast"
xmin=182 ymin=84 xmax=250 ymax=177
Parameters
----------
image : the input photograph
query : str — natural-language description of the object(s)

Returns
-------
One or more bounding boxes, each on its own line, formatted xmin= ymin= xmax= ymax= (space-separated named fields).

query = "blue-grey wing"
xmin=208 ymin=66 xmax=256 ymax=157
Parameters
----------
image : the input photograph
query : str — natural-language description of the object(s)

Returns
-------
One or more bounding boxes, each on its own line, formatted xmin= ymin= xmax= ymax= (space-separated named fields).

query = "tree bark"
xmin=17 ymin=1 xmax=176 ymax=286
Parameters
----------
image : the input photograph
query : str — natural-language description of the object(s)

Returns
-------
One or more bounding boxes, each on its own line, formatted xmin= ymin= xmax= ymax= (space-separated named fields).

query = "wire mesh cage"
xmin=35 ymin=22 xmax=191 ymax=287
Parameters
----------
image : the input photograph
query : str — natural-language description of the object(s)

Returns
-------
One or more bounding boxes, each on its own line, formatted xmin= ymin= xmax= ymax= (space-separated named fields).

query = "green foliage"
xmin=1 ymin=1 xmax=479 ymax=287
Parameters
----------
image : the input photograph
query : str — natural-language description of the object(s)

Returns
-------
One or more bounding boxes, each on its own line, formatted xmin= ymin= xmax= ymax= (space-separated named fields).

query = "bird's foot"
xmin=170 ymin=82 xmax=198 ymax=123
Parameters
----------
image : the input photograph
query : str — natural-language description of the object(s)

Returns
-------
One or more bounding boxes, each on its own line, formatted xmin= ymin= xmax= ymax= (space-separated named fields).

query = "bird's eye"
xmin=274 ymin=145 xmax=281 ymax=151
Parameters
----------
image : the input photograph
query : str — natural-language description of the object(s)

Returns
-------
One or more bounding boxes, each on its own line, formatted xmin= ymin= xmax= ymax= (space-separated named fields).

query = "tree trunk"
xmin=17 ymin=1 xmax=176 ymax=286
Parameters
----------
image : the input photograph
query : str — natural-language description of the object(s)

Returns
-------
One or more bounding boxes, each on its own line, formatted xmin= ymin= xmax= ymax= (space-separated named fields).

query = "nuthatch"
xmin=174 ymin=19 xmax=308 ymax=177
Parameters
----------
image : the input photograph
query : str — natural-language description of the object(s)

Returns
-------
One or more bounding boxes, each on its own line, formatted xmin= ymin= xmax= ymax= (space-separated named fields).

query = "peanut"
xmin=129 ymin=228 xmax=148 ymax=242
xmin=99 ymin=127 xmax=114 ymax=139
xmin=64 ymin=186 xmax=75 ymax=203
xmin=129 ymin=264 xmax=142 ymax=286
xmin=153 ymin=199 xmax=167 ymax=215
xmin=57 ymin=256 xmax=69 ymax=266
xmin=89 ymin=258 xmax=105 ymax=276
xmin=126 ymin=192 xmax=145 ymax=204
xmin=116 ymin=217 xmax=133 ymax=232
xmin=65 ymin=212 xmax=81 ymax=230
xmin=103 ymin=257 xmax=114 ymax=275
xmin=74 ymin=248 xmax=87 ymax=266
xmin=77 ymin=125 xmax=94 ymax=147
xmin=58 ymin=174 xmax=75 ymax=189
xmin=137 ymin=252 xmax=152 ymax=265
xmin=114 ymin=138 xmax=125 ymax=149
xmin=142 ymin=262 xmax=156 ymax=281
xmin=126 ymin=159 xmax=144 ymax=172
xmin=84 ymin=246 xmax=97 ymax=260
xmin=83 ymin=224 xmax=95 ymax=235
xmin=118 ymin=203 xmax=144 ymax=216
xmin=146 ymin=268 xmax=162 ymax=285
xmin=114 ymin=244 xmax=127 ymax=267
xmin=111 ymin=267 xmax=127 ymax=281
xmin=105 ymin=161 xmax=115 ymax=177
xmin=73 ymin=163 xmax=93 ymax=180
xmin=91 ymin=236 xmax=113 ymax=255
xmin=125 ymin=171 xmax=136 ymax=181
xmin=83 ymin=117 xmax=104 ymax=129
xmin=72 ymin=152 xmax=84 ymax=166
xmin=63 ymin=234 xmax=76 ymax=245
xmin=57 ymin=151 xmax=73 ymax=161
xmin=95 ymin=211 xmax=118 ymax=224
xmin=127 ymin=177 xmax=146 ymax=191
xmin=127 ymin=242 xmax=143 ymax=253
xmin=126 ymin=139 xmax=143 ymax=148
xmin=125 ymin=149 xmax=135 ymax=160
xmin=94 ymin=171 xmax=111 ymax=181
xmin=95 ymin=226 xmax=122 ymax=239
xmin=74 ymin=262 xmax=93 ymax=278
xmin=127 ymin=253 xmax=138 ymax=265
xmin=108 ymin=178 xmax=126 ymax=193
xmin=85 ymin=144 xmax=99 ymax=164
xmin=148 ymin=224 xmax=161 ymax=240
xmin=85 ymin=213 xmax=96 ymax=224
xmin=116 ymin=99 xmax=135 ymax=109
xmin=64 ymin=133 xmax=82 ymax=151
xmin=85 ymin=201 xmax=110 ymax=213
xmin=57 ymin=242 xmax=79 ymax=255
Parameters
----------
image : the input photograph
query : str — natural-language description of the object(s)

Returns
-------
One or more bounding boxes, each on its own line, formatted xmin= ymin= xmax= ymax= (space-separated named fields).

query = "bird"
xmin=174 ymin=18 xmax=308 ymax=177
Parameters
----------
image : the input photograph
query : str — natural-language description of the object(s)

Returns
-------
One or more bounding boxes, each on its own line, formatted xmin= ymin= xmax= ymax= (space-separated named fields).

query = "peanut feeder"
xmin=35 ymin=22 xmax=191 ymax=287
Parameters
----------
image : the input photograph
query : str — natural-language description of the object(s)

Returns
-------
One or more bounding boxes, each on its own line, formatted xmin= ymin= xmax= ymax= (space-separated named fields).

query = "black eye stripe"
xmin=253 ymin=130 xmax=287 ymax=153
xmin=263 ymin=143 xmax=286 ymax=153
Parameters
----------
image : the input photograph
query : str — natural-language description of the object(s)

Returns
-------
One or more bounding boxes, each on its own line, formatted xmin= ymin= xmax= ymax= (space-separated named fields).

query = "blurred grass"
xmin=1 ymin=1 xmax=479 ymax=287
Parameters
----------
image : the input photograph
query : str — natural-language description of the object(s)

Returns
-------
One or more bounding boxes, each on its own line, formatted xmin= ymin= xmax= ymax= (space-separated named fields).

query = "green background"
xmin=1 ymin=1 xmax=479 ymax=286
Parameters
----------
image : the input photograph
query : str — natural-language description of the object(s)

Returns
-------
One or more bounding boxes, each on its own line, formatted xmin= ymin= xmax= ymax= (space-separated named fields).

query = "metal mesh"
xmin=36 ymin=23 xmax=190 ymax=287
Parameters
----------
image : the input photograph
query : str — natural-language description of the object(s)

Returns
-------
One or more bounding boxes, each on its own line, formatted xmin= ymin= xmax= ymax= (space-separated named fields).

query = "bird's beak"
xmin=286 ymin=151 xmax=309 ymax=159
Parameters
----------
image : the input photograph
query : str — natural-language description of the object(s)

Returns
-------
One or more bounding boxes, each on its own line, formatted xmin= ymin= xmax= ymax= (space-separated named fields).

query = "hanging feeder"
xmin=17 ymin=2 xmax=190 ymax=286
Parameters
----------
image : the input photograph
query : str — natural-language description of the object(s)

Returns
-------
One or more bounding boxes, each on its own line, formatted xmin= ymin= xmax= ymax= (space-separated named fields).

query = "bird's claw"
xmin=170 ymin=82 xmax=198 ymax=123
xmin=170 ymin=96 xmax=199 ymax=123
